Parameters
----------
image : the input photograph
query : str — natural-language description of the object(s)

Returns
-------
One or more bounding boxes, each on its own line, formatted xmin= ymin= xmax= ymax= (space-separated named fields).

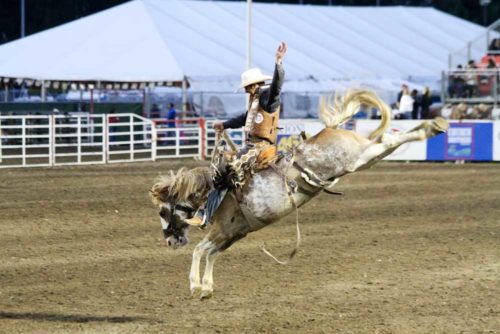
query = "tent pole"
xmin=142 ymin=87 xmax=147 ymax=118
xmin=90 ymin=88 xmax=94 ymax=115
xmin=97 ymin=81 xmax=101 ymax=102
xmin=41 ymin=80 xmax=47 ymax=102
xmin=246 ymin=0 xmax=253 ymax=111
xmin=246 ymin=0 xmax=252 ymax=70
xmin=182 ymin=77 xmax=188 ymax=117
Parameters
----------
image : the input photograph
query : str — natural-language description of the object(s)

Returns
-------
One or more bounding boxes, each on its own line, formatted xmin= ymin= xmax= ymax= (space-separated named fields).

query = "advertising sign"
xmin=427 ymin=122 xmax=493 ymax=161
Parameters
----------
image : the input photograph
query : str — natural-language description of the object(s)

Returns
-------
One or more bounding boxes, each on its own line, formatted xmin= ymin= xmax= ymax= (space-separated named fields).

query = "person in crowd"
xmin=487 ymin=38 xmax=500 ymax=56
xmin=150 ymin=104 xmax=161 ymax=118
xmin=167 ymin=103 xmax=177 ymax=128
xmin=164 ymin=102 xmax=177 ymax=141
xmin=420 ymin=87 xmax=432 ymax=119
xmin=398 ymin=85 xmax=413 ymax=119
xmin=463 ymin=60 xmax=478 ymax=98
xmin=471 ymin=103 xmax=492 ymax=119
xmin=450 ymin=103 xmax=468 ymax=120
xmin=448 ymin=64 xmax=465 ymax=98
xmin=486 ymin=58 xmax=499 ymax=86
xmin=396 ymin=83 xmax=408 ymax=107
xmin=410 ymin=89 xmax=420 ymax=119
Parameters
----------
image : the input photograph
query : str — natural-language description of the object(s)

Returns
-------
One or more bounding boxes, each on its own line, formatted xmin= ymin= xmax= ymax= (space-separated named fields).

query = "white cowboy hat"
xmin=237 ymin=68 xmax=272 ymax=90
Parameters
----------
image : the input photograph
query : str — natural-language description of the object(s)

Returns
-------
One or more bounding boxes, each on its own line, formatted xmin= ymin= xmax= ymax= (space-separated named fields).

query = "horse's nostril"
xmin=167 ymin=240 xmax=172 ymax=246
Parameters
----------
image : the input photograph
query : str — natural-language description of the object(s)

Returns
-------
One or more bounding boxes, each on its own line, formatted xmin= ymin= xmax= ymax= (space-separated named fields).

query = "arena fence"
xmin=2 ymin=115 xmax=500 ymax=168
xmin=0 ymin=113 xmax=203 ymax=168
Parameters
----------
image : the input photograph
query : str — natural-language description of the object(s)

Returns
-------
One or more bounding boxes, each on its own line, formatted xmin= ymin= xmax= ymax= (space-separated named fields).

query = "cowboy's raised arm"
xmin=262 ymin=42 xmax=287 ymax=112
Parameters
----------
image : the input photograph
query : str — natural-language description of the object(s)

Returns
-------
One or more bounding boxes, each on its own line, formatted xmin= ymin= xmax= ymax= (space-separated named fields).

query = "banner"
xmin=427 ymin=121 xmax=493 ymax=161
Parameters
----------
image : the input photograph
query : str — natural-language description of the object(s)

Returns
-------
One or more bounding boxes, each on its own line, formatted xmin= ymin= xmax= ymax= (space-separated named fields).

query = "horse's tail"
xmin=319 ymin=89 xmax=391 ymax=140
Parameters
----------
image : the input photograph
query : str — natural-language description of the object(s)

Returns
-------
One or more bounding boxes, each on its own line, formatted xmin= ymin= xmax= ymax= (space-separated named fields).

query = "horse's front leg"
xmin=200 ymin=247 xmax=220 ymax=300
xmin=190 ymin=238 xmax=211 ymax=296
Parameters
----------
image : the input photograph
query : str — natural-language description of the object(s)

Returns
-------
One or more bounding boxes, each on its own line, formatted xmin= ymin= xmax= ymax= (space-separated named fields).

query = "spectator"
xmin=420 ymin=87 xmax=432 ymax=119
xmin=164 ymin=102 xmax=177 ymax=141
xmin=167 ymin=103 xmax=176 ymax=128
xmin=410 ymin=89 xmax=420 ymax=119
xmin=398 ymin=85 xmax=413 ymax=119
xmin=150 ymin=104 xmax=161 ymax=118
xmin=486 ymin=58 xmax=498 ymax=84
xmin=472 ymin=103 xmax=492 ymax=119
xmin=487 ymin=58 xmax=497 ymax=69
xmin=463 ymin=60 xmax=478 ymax=98
xmin=487 ymin=38 xmax=500 ymax=56
xmin=448 ymin=65 xmax=465 ymax=98
xmin=450 ymin=103 xmax=468 ymax=120
xmin=396 ymin=83 xmax=408 ymax=107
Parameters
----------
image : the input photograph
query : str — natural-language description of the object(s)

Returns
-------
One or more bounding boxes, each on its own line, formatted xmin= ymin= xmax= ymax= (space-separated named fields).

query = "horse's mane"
xmin=150 ymin=167 xmax=213 ymax=206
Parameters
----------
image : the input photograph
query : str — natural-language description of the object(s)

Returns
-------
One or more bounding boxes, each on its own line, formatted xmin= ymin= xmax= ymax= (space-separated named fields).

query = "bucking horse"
xmin=150 ymin=89 xmax=448 ymax=299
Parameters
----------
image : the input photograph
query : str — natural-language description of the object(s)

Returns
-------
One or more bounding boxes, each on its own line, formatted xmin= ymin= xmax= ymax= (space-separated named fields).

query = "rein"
xmin=259 ymin=156 xmax=301 ymax=265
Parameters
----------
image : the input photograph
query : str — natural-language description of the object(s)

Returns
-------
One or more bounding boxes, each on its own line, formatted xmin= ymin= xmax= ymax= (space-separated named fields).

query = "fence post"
xmin=104 ymin=114 xmax=109 ymax=163
xmin=199 ymin=118 xmax=206 ymax=160
xmin=175 ymin=128 xmax=180 ymax=157
xmin=22 ymin=117 xmax=26 ymax=167
xmin=130 ymin=114 xmax=134 ymax=161
xmin=77 ymin=116 xmax=82 ymax=164
xmin=151 ymin=121 xmax=157 ymax=162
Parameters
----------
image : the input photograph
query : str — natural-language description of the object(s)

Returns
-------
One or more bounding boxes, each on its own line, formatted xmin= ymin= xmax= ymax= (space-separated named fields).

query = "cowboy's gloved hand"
xmin=276 ymin=42 xmax=287 ymax=65
xmin=213 ymin=122 xmax=224 ymax=132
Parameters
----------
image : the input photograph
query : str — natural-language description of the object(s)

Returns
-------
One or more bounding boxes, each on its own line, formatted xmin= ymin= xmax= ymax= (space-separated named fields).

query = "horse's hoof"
xmin=190 ymin=286 xmax=201 ymax=297
xmin=200 ymin=290 xmax=213 ymax=300
xmin=432 ymin=117 xmax=449 ymax=133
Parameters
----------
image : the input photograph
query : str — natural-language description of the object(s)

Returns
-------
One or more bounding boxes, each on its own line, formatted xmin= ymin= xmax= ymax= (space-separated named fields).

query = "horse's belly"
xmin=241 ymin=172 xmax=299 ymax=223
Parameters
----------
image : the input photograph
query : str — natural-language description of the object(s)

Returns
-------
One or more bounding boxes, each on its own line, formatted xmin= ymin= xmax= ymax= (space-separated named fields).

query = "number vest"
xmin=243 ymin=93 xmax=280 ymax=144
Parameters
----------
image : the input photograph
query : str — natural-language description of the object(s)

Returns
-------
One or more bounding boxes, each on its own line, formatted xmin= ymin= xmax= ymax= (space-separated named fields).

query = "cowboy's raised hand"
xmin=276 ymin=42 xmax=287 ymax=64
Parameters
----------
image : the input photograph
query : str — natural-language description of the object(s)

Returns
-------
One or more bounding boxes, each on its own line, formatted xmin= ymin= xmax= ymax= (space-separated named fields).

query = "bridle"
xmin=162 ymin=199 xmax=196 ymax=238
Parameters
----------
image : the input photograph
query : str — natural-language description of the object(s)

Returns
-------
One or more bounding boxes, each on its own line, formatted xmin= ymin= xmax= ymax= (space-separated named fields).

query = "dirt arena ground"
xmin=0 ymin=160 xmax=499 ymax=333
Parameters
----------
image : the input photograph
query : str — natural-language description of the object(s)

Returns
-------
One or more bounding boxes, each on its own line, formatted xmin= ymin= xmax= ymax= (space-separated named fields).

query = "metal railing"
xmin=442 ymin=69 xmax=499 ymax=107
xmin=448 ymin=18 xmax=500 ymax=69
xmin=0 ymin=113 xmax=203 ymax=168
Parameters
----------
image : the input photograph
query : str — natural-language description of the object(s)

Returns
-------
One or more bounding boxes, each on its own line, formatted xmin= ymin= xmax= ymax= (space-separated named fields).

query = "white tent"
xmin=0 ymin=0 xmax=487 ymax=89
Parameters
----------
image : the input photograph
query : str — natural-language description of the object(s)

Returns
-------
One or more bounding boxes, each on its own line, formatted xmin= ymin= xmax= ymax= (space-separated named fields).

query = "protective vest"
xmin=243 ymin=94 xmax=280 ymax=144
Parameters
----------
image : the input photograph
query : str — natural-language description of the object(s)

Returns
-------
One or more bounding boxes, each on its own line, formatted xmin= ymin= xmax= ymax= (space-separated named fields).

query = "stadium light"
xmin=20 ymin=0 xmax=25 ymax=38
xmin=480 ymin=0 xmax=490 ymax=26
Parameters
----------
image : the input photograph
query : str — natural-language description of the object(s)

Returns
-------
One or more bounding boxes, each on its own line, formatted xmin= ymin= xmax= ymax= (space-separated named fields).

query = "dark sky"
xmin=1 ymin=0 xmax=498 ymax=45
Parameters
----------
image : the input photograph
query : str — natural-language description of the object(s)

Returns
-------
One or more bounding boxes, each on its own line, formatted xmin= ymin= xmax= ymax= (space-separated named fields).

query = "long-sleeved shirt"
xmin=223 ymin=63 xmax=284 ymax=129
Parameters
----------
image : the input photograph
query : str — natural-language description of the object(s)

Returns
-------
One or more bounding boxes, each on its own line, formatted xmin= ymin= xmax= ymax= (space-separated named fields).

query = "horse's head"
xmin=150 ymin=167 xmax=213 ymax=249
xmin=158 ymin=199 xmax=196 ymax=249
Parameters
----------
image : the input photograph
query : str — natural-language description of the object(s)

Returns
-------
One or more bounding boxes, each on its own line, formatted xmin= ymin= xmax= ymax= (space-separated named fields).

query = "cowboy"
xmin=185 ymin=42 xmax=287 ymax=227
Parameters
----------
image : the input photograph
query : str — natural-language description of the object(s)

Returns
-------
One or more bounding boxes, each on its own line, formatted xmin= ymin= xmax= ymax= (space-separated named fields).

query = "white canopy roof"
xmin=0 ymin=0 xmax=486 ymax=87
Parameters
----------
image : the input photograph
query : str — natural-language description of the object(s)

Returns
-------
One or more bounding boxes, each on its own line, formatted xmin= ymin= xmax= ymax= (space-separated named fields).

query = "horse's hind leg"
xmin=352 ymin=118 xmax=448 ymax=171
xmin=190 ymin=237 xmax=212 ymax=296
